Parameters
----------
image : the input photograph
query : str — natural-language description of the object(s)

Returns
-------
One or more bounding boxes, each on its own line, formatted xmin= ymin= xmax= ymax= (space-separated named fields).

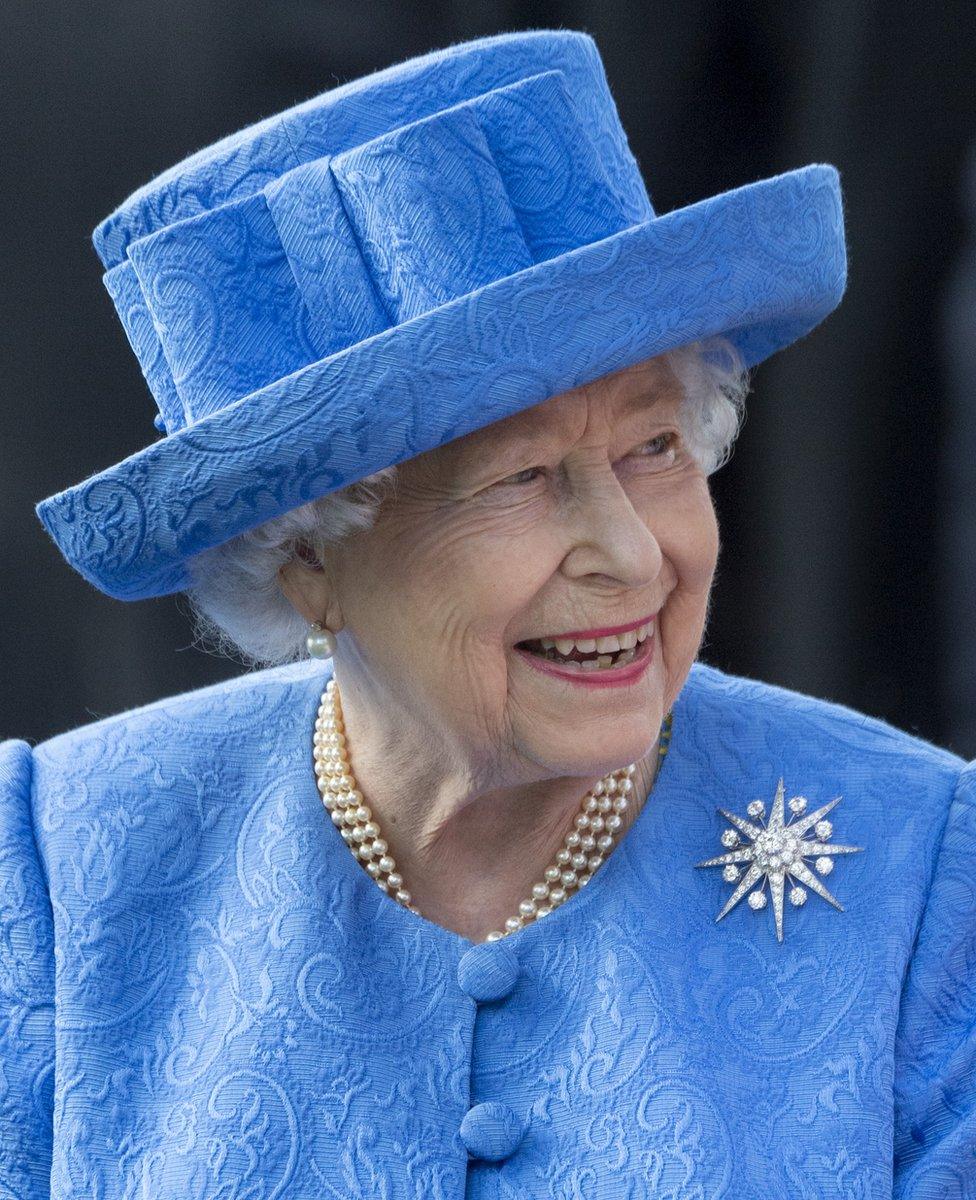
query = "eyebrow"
xmin=476 ymin=386 xmax=672 ymax=461
xmin=619 ymin=387 xmax=672 ymax=417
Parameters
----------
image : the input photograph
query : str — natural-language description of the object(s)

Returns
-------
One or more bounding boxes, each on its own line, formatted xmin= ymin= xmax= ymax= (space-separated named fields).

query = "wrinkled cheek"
xmin=674 ymin=503 xmax=720 ymax=597
xmin=442 ymin=636 xmax=510 ymax=707
xmin=660 ymin=538 xmax=716 ymax=661
xmin=460 ymin=654 xmax=522 ymax=749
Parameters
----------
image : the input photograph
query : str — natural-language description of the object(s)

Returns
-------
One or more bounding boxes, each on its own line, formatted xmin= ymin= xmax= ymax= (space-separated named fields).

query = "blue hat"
xmin=35 ymin=28 xmax=847 ymax=601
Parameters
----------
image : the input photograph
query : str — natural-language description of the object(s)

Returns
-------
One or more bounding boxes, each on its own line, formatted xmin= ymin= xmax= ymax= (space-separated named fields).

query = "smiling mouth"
xmin=515 ymin=619 xmax=655 ymax=672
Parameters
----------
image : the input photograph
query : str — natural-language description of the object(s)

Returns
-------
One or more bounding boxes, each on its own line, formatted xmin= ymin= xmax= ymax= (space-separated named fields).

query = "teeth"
xmin=580 ymin=656 xmax=617 ymax=672
xmin=522 ymin=618 xmax=655 ymax=672
xmin=538 ymin=619 xmax=653 ymax=655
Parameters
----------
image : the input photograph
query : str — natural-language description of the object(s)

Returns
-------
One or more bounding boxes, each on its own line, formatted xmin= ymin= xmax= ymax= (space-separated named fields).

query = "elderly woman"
xmin=4 ymin=27 xmax=974 ymax=1200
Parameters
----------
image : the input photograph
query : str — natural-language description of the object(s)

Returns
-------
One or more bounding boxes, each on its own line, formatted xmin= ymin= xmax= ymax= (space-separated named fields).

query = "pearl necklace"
xmin=312 ymin=676 xmax=674 ymax=942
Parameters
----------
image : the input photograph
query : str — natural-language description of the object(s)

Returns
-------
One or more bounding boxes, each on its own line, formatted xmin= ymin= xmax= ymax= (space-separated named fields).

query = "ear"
xmin=277 ymin=542 xmax=342 ymax=630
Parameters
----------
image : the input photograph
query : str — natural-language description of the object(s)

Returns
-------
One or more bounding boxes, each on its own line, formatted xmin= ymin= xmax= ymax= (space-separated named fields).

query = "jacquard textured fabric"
xmin=32 ymin=28 xmax=847 ymax=602
xmin=1 ymin=657 xmax=973 ymax=1197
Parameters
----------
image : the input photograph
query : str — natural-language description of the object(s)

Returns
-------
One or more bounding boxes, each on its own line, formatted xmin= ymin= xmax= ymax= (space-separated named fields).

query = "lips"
xmin=514 ymin=622 xmax=656 ymax=687
xmin=521 ymin=611 xmax=656 ymax=643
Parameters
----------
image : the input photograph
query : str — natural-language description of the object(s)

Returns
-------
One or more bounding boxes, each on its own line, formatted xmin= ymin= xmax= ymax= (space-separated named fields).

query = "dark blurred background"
xmin=2 ymin=2 xmax=975 ymax=756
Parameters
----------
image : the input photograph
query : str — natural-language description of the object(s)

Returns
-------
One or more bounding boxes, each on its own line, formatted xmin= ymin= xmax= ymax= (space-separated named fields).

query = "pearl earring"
xmin=306 ymin=621 xmax=337 ymax=659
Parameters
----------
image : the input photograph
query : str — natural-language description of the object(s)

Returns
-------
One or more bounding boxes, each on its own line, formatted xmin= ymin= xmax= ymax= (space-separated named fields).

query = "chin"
xmin=531 ymin=709 xmax=662 ymax=777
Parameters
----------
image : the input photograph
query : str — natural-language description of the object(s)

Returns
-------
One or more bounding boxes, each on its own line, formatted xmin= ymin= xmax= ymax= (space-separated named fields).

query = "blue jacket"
xmin=1 ymin=658 xmax=973 ymax=1198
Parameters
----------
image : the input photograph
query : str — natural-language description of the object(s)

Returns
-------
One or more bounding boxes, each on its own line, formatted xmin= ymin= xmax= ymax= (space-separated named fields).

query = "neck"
xmin=327 ymin=676 xmax=665 ymax=942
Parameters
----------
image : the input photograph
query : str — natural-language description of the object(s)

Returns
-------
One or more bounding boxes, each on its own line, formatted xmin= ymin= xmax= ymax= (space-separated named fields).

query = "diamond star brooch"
xmin=695 ymin=778 xmax=864 ymax=942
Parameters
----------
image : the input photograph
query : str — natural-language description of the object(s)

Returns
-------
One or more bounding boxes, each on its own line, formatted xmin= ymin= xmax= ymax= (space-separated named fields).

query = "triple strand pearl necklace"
xmin=312 ymin=676 xmax=674 ymax=942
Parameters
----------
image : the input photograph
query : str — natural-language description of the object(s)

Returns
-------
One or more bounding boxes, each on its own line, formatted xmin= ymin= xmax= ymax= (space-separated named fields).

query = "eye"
xmin=498 ymin=466 xmax=546 ymax=487
xmin=631 ymin=431 xmax=680 ymax=467
xmin=493 ymin=432 xmax=682 ymax=489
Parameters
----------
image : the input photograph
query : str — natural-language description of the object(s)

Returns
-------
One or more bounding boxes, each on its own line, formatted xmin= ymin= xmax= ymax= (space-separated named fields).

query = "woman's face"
xmin=285 ymin=353 xmax=719 ymax=784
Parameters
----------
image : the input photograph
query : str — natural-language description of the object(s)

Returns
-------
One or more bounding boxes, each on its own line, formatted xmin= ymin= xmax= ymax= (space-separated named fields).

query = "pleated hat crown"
xmin=35 ymin=28 xmax=845 ymax=601
xmin=95 ymin=29 xmax=654 ymax=437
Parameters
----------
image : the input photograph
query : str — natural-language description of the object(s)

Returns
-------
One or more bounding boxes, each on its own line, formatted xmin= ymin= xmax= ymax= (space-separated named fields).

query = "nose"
xmin=559 ymin=464 xmax=663 ymax=589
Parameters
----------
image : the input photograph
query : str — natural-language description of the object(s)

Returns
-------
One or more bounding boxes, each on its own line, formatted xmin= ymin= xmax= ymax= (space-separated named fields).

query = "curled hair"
xmin=182 ymin=334 xmax=750 ymax=667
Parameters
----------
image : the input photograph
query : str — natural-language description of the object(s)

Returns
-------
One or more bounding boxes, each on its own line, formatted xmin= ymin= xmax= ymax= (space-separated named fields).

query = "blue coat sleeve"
xmin=893 ymin=758 xmax=976 ymax=1198
xmin=0 ymin=739 xmax=54 ymax=1197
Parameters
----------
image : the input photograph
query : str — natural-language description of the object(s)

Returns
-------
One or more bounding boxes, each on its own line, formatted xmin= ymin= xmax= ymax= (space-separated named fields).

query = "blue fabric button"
xmin=456 ymin=941 xmax=521 ymax=1001
xmin=459 ymin=1101 xmax=528 ymax=1161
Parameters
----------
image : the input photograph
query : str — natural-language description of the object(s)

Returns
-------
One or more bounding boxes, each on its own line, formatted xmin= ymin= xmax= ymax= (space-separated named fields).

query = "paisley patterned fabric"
xmin=32 ymin=28 xmax=847 ymax=602
xmin=1 ymin=657 xmax=973 ymax=1197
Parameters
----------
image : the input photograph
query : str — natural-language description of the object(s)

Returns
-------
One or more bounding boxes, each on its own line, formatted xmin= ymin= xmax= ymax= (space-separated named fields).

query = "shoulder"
xmin=682 ymin=658 xmax=967 ymax=778
xmin=9 ymin=659 xmax=335 ymax=904
xmin=18 ymin=658 xmax=334 ymax=825
xmin=31 ymin=657 xmax=332 ymax=763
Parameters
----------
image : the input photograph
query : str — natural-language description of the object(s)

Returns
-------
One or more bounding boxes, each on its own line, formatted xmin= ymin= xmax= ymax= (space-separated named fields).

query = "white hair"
xmin=181 ymin=335 xmax=751 ymax=667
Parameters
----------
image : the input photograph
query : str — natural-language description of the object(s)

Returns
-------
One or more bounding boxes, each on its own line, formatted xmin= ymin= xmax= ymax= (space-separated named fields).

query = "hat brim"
xmin=36 ymin=163 xmax=846 ymax=601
